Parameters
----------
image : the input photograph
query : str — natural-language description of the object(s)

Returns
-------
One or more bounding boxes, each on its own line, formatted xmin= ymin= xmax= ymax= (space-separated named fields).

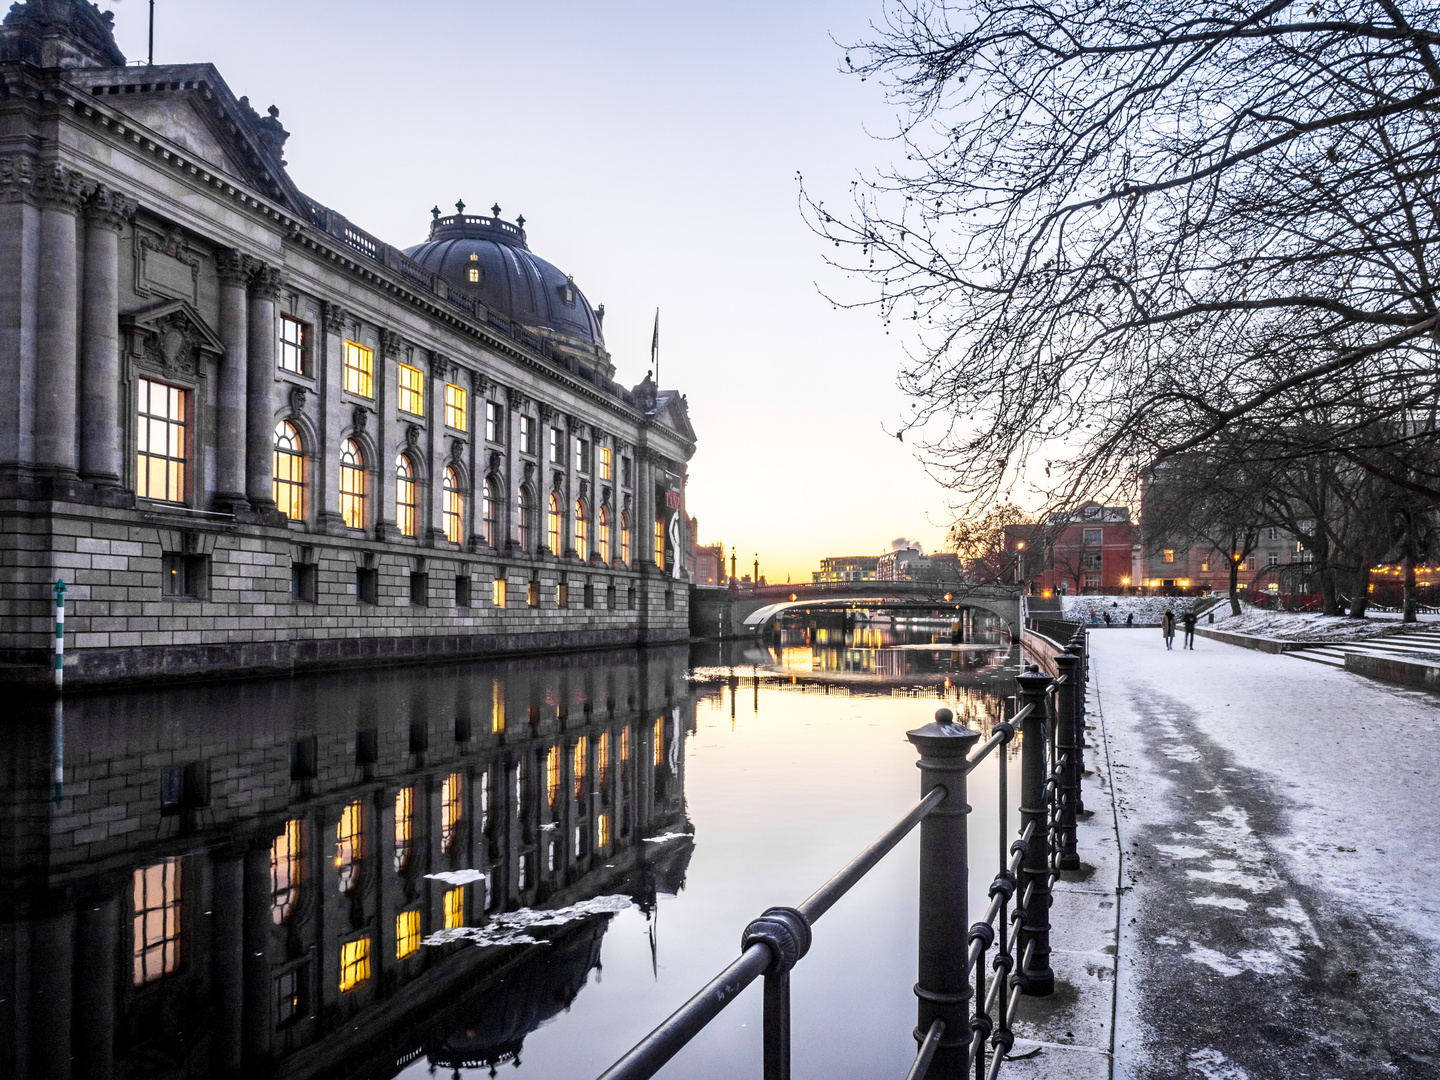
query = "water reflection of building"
xmin=0 ymin=647 xmax=694 ymax=1080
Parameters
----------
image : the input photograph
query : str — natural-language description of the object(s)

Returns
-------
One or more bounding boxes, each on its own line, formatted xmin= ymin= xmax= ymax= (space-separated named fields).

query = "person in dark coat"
xmin=1181 ymin=609 xmax=1198 ymax=649
xmin=1162 ymin=609 xmax=1176 ymax=650
xmin=1126 ymin=612 xmax=1134 ymax=628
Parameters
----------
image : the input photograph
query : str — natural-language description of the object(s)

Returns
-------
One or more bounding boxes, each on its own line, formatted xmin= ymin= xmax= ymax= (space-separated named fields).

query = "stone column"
xmin=78 ymin=186 xmax=134 ymax=485
xmin=245 ymin=265 xmax=282 ymax=510
xmin=504 ymin=387 xmax=525 ymax=551
xmin=33 ymin=166 xmax=88 ymax=475
xmin=0 ymin=155 xmax=40 ymax=469
xmin=74 ymin=891 xmax=118 ymax=1080
xmin=214 ymin=250 xmax=251 ymax=509
xmin=210 ymin=850 xmax=244 ymax=1077
xmin=241 ymin=837 xmax=274 ymax=1067
xmin=317 ymin=302 xmax=347 ymax=531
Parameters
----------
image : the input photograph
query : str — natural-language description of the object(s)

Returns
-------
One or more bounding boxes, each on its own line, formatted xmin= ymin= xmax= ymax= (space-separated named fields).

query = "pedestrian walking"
xmin=1104 ymin=611 xmax=1112 ymax=627
xmin=1162 ymin=609 xmax=1176 ymax=650
xmin=1181 ymin=609 xmax=1197 ymax=649
xmin=1089 ymin=608 xmax=1098 ymax=625
xmin=1126 ymin=612 xmax=1134 ymax=628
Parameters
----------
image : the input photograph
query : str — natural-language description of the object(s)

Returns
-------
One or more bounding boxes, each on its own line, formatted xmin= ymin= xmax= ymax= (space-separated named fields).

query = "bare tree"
xmin=946 ymin=503 xmax=1033 ymax=583
xmin=807 ymin=1 xmax=1440 ymax=515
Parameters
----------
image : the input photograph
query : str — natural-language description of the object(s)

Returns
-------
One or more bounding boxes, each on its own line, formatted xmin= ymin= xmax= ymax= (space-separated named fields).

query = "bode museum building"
xmin=0 ymin=1 xmax=698 ymax=687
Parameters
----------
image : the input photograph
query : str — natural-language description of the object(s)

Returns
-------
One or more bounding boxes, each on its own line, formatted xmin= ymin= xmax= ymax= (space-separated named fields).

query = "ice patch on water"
xmin=424 ymin=894 xmax=632 ymax=948
xmin=425 ymin=869 xmax=485 ymax=886
xmin=1192 ymin=894 xmax=1248 ymax=911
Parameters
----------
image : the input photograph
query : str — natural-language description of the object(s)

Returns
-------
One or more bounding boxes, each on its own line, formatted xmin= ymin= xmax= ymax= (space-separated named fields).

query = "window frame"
xmin=339 ymin=440 xmax=368 ymax=531
xmin=273 ymin=420 xmax=305 ymax=521
xmin=342 ymin=341 xmax=374 ymax=399
xmin=279 ymin=314 xmax=312 ymax=376
xmin=136 ymin=376 xmax=190 ymax=505
xmin=132 ymin=858 xmax=184 ymax=986
xmin=486 ymin=400 xmax=503 ymax=443
xmin=442 ymin=466 xmax=464 ymax=545
xmin=397 ymin=363 xmax=425 ymax=416
xmin=482 ymin=478 xmax=498 ymax=546
xmin=395 ymin=453 xmax=417 ymax=538
xmin=519 ymin=415 xmax=535 ymax=455
xmin=444 ymin=382 xmax=468 ymax=431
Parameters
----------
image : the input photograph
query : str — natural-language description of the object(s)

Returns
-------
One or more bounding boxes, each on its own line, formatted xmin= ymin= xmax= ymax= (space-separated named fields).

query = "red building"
xmin=1006 ymin=504 xmax=1134 ymax=596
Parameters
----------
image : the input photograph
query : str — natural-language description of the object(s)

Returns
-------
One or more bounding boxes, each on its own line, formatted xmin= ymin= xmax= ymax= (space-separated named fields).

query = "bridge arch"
xmin=729 ymin=582 xmax=1025 ymax=639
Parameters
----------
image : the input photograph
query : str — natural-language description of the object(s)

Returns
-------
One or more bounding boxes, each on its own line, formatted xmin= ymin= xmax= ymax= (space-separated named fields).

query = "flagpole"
xmin=651 ymin=308 xmax=660 ymax=385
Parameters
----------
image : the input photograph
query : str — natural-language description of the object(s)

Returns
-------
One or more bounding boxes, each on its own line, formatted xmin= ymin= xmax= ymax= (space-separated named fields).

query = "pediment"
xmin=65 ymin=64 xmax=308 ymax=215
xmin=122 ymin=299 xmax=225 ymax=377
xmin=654 ymin=391 xmax=698 ymax=444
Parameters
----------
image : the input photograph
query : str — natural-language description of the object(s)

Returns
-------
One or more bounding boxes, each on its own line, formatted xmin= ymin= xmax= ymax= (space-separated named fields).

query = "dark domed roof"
xmin=405 ymin=208 xmax=607 ymax=366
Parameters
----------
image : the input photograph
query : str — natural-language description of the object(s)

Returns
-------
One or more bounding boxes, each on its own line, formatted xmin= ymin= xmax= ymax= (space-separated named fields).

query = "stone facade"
xmin=0 ymin=644 xmax=699 ymax=1078
xmin=0 ymin=1 xmax=698 ymax=687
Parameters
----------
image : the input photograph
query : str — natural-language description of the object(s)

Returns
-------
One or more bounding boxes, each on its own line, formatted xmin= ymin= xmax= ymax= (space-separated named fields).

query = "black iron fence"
xmin=595 ymin=630 xmax=1090 ymax=1080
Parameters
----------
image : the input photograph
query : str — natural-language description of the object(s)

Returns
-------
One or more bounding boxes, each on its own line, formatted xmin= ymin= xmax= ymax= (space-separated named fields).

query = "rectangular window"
xmin=1082 ymin=528 xmax=1103 ymax=545
xmin=1268 ymin=527 xmax=1279 ymax=540
xmin=443 ymin=382 xmax=467 ymax=430
xmin=275 ymin=964 xmax=307 ymax=1027
xmin=291 ymin=562 xmax=316 ymax=603
xmin=355 ymin=566 xmax=378 ymax=605
xmin=1268 ymin=553 xmax=1279 ymax=567
xmin=550 ymin=427 xmax=563 ymax=465
xmin=1162 ymin=549 xmax=1175 ymax=563
xmin=575 ymin=438 xmax=591 ymax=473
xmin=622 ymin=456 xmax=632 ymax=487
xmin=396 ymin=910 xmax=421 ymax=961
xmin=519 ymin=415 xmax=535 ymax=455
xmin=1201 ymin=560 xmax=1210 ymax=573
xmin=409 ymin=571 xmax=428 ymax=606
xmin=136 ymin=377 xmax=187 ymax=503
xmin=132 ymin=858 xmax=183 ymax=985
xmin=1083 ymin=573 xmax=1101 ymax=589
xmin=162 ymin=553 xmax=207 ymax=599
xmin=486 ymin=400 xmax=503 ymax=442
xmin=557 ymin=582 xmax=569 ymax=608
xmin=343 ymin=341 xmax=374 ymax=398
xmin=398 ymin=363 xmax=425 ymax=415
xmin=339 ymin=937 xmax=370 ymax=993
xmin=654 ymin=519 xmax=665 ymax=565
xmin=455 ymin=574 xmax=471 ymax=607
xmin=600 ymin=446 xmax=612 ymax=481
xmin=444 ymin=886 xmax=465 ymax=930
xmin=527 ymin=580 xmax=540 ymax=608
xmin=279 ymin=315 xmax=311 ymax=375
xmin=493 ymin=575 xmax=507 ymax=607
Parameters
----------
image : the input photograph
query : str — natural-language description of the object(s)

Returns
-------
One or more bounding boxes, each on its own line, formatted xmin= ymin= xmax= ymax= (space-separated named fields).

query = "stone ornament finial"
xmin=505 ymin=386 xmax=528 ymax=410
xmin=487 ymin=449 xmax=502 ymax=476
xmin=34 ymin=164 xmax=90 ymax=213
xmin=352 ymin=406 xmax=368 ymax=433
xmin=380 ymin=329 xmax=403 ymax=358
xmin=450 ymin=437 xmax=466 ymax=464
xmin=249 ymin=263 xmax=283 ymax=300
xmin=538 ymin=403 xmax=555 ymax=424
xmin=85 ymin=184 xmax=137 ymax=231
xmin=0 ymin=156 xmax=33 ymax=203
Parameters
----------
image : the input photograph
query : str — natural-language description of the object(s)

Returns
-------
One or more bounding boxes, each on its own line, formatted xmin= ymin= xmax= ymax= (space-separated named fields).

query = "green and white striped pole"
xmin=54 ymin=578 xmax=66 ymax=689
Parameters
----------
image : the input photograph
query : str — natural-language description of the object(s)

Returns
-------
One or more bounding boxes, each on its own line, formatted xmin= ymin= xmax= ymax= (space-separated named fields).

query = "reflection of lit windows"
xmin=339 ymin=937 xmax=370 ymax=993
xmin=479 ymin=769 xmax=490 ymax=831
xmin=336 ymin=800 xmax=364 ymax=894
xmin=136 ymin=377 xmax=187 ymax=503
xmin=343 ymin=341 xmax=373 ymax=398
xmin=546 ymin=744 xmax=561 ymax=809
xmin=654 ymin=717 xmax=665 ymax=766
xmin=132 ymin=858 xmax=183 ymax=985
xmin=620 ymin=726 xmax=630 ymax=779
xmin=442 ymin=772 xmax=462 ymax=852
xmin=573 ymin=736 xmax=588 ymax=799
xmin=396 ymin=909 xmax=421 ymax=960
xmin=597 ymin=731 xmax=610 ymax=791
xmin=491 ymin=680 xmax=506 ymax=733
xmin=547 ymin=840 xmax=556 ymax=872
xmin=444 ymin=886 xmax=465 ymax=929
xmin=271 ymin=819 xmax=303 ymax=924
xmin=398 ymin=363 xmax=425 ymax=416
xmin=598 ymin=812 xmax=611 ymax=849
xmin=445 ymin=382 xmax=468 ymax=431
xmin=275 ymin=964 xmax=307 ymax=1026
xmin=574 ymin=824 xmax=585 ymax=858
xmin=394 ymin=788 xmax=414 ymax=872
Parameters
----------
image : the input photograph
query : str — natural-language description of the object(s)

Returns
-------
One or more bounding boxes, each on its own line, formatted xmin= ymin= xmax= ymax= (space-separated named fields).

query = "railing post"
xmin=741 ymin=906 xmax=811 ymax=1080
xmin=1016 ymin=667 xmax=1055 ymax=996
xmin=907 ymin=708 xmax=983 ymax=1079
xmin=1054 ymin=653 xmax=1081 ymax=871
xmin=1067 ymin=634 xmax=1087 ymax=814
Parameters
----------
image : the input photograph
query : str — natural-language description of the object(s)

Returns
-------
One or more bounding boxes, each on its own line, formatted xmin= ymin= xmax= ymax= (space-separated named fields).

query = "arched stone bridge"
xmin=691 ymin=581 xmax=1026 ymax=640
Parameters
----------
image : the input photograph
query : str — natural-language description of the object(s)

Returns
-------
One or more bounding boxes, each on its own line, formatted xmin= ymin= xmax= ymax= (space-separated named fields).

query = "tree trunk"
xmin=1404 ymin=545 xmax=1418 ymax=623
xmin=1350 ymin=564 xmax=1371 ymax=618
xmin=1228 ymin=561 xmax=1241 ymax=616
xmin=1320 ymin=566 xmax=1341 ymax=616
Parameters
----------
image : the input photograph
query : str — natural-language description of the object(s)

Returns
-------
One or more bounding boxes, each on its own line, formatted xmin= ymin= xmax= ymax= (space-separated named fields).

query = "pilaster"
xmin=78 ymin=185 xmax=133 ymax=485
xmin=316 ymin=301 xmax=347 ymax=531
xmin=245 ymin=264 xmax=281 ymax=510
xmin=214 ymin=249 xmax=251 ymax=509
xmin=0 ymin=155 xmax=38 ymax=469
xmin=33 ymin=164 xmax=89 ymax=476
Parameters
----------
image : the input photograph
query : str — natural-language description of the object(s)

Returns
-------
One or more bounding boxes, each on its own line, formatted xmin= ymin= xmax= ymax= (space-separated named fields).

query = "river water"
xmin=3 ymin=619 xmax=1024 ymax=1080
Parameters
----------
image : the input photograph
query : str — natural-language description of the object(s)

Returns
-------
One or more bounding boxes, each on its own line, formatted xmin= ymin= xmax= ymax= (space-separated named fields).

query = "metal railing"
xmin=596 ymin=630 xmax=1090 ymax=1080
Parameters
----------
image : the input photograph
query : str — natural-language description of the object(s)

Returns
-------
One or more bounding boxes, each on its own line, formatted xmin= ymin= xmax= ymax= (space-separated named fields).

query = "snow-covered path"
xmin=1091 ymin=630 xmax=1440 ymax=1079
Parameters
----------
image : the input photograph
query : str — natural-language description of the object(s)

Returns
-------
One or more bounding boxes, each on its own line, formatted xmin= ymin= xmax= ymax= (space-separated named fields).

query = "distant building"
xmin=812 ymin=555 xmax=879 ymax=583
xmin=1006 ymin=503 xmax=1134 ymax=596
xmin=876 ymin=547 xmax=963 ymax=583
xmin=688 ymin=516 xmax=724 ymax=586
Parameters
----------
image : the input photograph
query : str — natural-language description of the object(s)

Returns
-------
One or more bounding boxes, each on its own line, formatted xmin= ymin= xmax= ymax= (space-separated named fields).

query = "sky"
xmin=104 ymin=0 xmax=952 ymax=584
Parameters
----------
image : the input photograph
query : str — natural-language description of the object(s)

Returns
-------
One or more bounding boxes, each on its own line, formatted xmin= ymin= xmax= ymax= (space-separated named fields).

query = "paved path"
xmin=1088 ymin=631 xmax=1440 ymax=1080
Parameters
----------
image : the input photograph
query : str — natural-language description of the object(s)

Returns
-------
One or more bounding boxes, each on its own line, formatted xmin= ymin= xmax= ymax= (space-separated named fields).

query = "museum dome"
xmin=405 ymin=204 xmax=608 ymax=367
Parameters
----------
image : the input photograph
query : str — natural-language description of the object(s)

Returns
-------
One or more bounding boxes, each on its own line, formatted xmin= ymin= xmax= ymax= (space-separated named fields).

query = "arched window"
xmin=598 ymin=504 xmax=611 ymax=565
xmin=574 ymin=499 xmax=589 ymax=561
xmin=339 ymin=439 xmax=367 ymax=530
xmin=482 ymin=478 xmax=499 ymax=546
xmin=443 ymin=467 xmax=464 ymax=544
xmin=395 ymin=453 xmax=416 ymax=537
xmin=547 ymin=492 xmax=562 ymax=553
xmin=518 ymin=485 xmax=535 ymax=551
xmin=273 ymin=420 xmax=304 ymax=520
xmin=620 ymin=510 xmax=630 ymax=566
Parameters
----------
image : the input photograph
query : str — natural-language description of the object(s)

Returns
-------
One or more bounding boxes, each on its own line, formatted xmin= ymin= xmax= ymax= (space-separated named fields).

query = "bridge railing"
xmin=594 ymin=628 xmax=1090 ymax=1080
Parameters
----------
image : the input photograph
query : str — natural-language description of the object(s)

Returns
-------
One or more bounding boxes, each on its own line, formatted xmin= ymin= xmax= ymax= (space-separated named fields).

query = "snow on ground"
xmin=1209 ymin=603 xmax=1427 ymax=642
xmin=1061 ymin=594 xmax=1208 ymax=626
xmin=1092 ymin=630 xmax=1440 ymax=1078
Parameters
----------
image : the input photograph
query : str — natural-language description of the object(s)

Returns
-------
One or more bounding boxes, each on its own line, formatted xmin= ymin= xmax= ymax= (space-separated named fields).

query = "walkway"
xmin=1086 ymin=630 xmax=1440 ymax=1079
